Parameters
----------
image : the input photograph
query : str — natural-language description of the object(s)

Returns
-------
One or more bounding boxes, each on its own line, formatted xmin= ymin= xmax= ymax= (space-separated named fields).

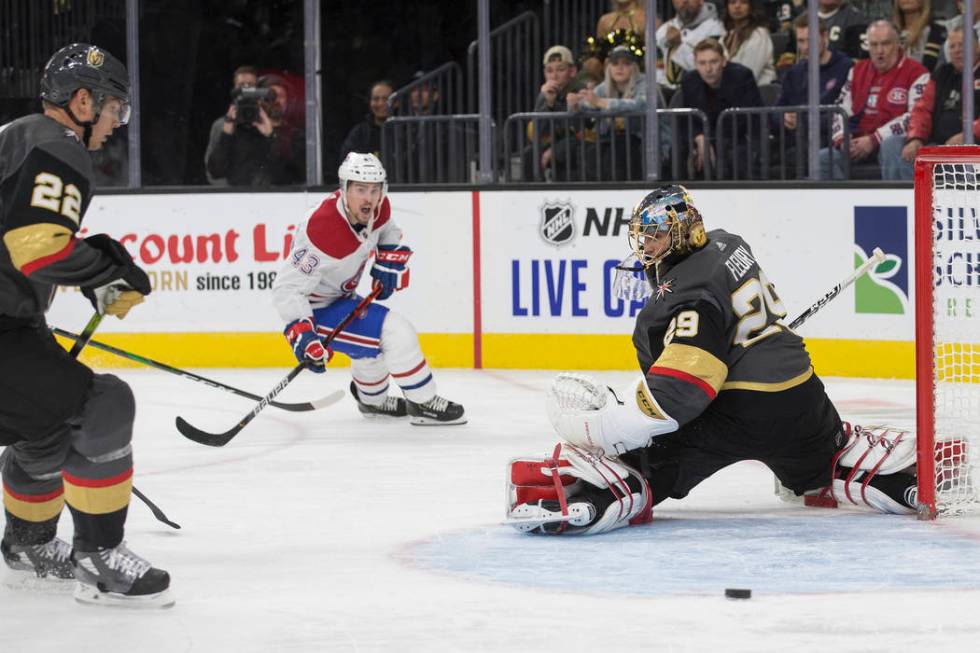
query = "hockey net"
xmin=915 ymin=146 xmax=980 ymax=518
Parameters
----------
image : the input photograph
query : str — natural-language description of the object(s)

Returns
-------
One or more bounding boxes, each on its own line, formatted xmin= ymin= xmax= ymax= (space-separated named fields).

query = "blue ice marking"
xmin=406 ymin=515 xmax=980 ymax=596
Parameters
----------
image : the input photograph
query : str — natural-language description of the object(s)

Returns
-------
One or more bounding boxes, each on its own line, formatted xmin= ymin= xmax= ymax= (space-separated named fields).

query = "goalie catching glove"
xmin=284 ymin=317 xmax=332 ymax=373
xmin=80 ymin=234 xmax=152 ymax=319
xmin=370 ymin=244 xmax=412 ymax=300
xmin=506 ymin=442 xmax=653 ymax=535
xmin=546 ymin=373 xmax=679 ymax=455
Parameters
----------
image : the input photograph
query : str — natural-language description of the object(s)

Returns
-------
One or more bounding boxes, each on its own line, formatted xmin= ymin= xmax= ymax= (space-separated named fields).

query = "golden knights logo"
xmin=539 ymin=200 xmax=576 ymax=247
xmin=86 ymin=47 xmax=105 ymax=67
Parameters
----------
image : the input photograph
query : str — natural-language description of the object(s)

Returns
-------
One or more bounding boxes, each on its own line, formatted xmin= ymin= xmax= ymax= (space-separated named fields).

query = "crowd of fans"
xmin=192 ymin=0 xmax=979 ymax=185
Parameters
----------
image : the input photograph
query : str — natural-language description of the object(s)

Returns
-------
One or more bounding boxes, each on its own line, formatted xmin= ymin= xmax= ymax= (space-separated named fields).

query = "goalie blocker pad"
xmin=505 ymin=442 xmax=653 ymax=535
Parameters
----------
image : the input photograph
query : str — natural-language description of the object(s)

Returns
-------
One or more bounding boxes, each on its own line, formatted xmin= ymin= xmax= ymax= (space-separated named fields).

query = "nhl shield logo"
xmin=539 ymin=200 xmax=576 ymax=246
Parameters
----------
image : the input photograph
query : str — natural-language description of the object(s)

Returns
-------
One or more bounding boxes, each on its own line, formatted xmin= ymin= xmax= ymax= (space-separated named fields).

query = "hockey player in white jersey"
xmin=272 ymin=152 xmax=465 ymax=425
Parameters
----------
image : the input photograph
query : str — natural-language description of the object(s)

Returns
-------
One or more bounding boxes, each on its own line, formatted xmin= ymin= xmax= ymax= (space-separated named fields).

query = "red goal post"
xmin=914 ymin=146 xmax=980 ymax=519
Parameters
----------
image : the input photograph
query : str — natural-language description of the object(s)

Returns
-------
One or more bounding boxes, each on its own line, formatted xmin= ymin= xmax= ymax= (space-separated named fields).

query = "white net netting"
xmin=929 ymin=162 xmax=980 ymax=514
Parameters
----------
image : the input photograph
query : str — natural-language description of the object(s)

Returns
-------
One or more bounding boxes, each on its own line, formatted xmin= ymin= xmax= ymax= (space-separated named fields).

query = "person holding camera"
xmin=205 ymin=69 xmax=304 ymax=186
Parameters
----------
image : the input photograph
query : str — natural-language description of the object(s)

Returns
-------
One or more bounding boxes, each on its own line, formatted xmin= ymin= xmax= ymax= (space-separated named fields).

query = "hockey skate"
xmin=349 ymin=381 xmax=407 ymax=419
xmin=407 ymin=395 xmax=466 ymax=425
xmin=71 ymin=541 xmax=173 ymax=608
xmin=1 ymin=536 xmax=74 ymax=580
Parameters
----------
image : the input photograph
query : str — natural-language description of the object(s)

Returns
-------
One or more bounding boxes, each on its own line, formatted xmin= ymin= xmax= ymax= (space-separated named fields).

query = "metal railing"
xmin=386 ymin=62 xmax=465 ymax=118
xmin=381 ymin=114 xmax=485 ymax=184
xmin=466 ymin=11 xmax=540 ymax=125
xmin=716 ymin=106 xmax=851 ymax=180
xmin=541 ymin=0 xmax=603 ymax=54
xmin=0 ymin=0 xmax=124 ymax=99
xmin=503 ymin=109 xmax=711 ymax=182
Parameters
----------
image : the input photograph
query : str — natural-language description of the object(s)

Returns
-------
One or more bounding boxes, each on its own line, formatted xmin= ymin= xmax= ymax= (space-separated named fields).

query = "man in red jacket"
xmin=880 ymin=26 xmax=980 ymax=180
xmin=819 ymin=20 xmax=929 ymax=179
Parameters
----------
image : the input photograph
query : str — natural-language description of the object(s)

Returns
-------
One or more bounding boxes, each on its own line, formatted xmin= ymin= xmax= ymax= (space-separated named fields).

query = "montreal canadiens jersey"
xmin=0 ymin=114 xmax=125 ymax=320
xmin=272 ymin=190 xmax=403 ymax=323
xmin=632 ymin=229 xmax=813 ymax=426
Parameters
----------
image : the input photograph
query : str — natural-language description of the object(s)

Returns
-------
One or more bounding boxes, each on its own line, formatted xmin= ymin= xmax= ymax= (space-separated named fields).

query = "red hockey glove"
xmin=284 ymin=318 xmax=332 ymax=373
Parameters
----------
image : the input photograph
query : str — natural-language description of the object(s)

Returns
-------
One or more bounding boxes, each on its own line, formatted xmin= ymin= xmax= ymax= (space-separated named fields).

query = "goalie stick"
xmin=52 ymin=327 xmax=341 ymax=412
xmin=176 ymin=285 xmax=384 ymax=447
xmin=67 ymin=312 xmax=180 ymax=530
xmin=788 ymin=247 xmax=886 ymax=329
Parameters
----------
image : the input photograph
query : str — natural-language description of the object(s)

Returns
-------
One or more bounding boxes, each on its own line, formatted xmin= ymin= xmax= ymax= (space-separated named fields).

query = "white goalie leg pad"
xmin=836 ymin=424 xmax=916 ymax=476
xmin=546 ymin=373 xmax=678 ymax=456
xmin=505 ymin=442 xmax=652 ymax=535
xmin=820 ymin=423 xmax=917 ymax=514
xmin=379 ymin=310 xmax=435 ymax=403
xmin=830 ymin=479 xmax=914 ymax=515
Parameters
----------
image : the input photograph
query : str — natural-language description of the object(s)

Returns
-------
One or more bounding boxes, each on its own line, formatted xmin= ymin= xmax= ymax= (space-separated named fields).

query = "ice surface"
xmin=2 ymin=368 xmax=980 ymax=652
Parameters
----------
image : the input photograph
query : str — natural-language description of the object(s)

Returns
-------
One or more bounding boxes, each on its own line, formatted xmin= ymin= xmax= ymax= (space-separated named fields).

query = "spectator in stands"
xmin=880 ymin=26 xmax=980 ymax=179
xmin=568 ymin=44 xmax=648 ymax=180
xmin=597 ymin=0 xmax=647 ymax=37
xmin=682 ymin=38 xmax=764 ymax=175
xmin=339 ymin=80 xmax=393 ymax=163
xmin=776 ymin=15 xmax=853 ymax=132
xmin=894 ymin=0 xmax=947 ymax=72
xmin=535 ymin=46 xmax=583 ymax=112
xmin=657 ymin=0 xmax=725 ymax=89
xmin=205 ymin=65 xmax=258 ymax=186
xmin=205 ymin=72 xmax=305 ymax=186
xmin=821 ymin=20 xmax=929 ymax=179
xmin=526 ymin=45 xmax=585 ymax=180
xmin=408 ymin=70 xmax=441 ymax=116
xmin=819 ymin=0 xmax=869 ymax=59
xmin=944 ymin=0 xmax=980 ymax=58
xmin=723 ymin=0 xmax=778 ymax=84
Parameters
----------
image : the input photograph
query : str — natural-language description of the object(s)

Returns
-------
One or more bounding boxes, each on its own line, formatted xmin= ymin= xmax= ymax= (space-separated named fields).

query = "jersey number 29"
xmin=731 ymin=270 xmax=787 ymax=347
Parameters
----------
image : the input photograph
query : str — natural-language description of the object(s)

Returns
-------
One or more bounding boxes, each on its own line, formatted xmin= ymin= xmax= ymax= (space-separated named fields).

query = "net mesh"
xmin=930 ymin=162 xmax=980 ymax=514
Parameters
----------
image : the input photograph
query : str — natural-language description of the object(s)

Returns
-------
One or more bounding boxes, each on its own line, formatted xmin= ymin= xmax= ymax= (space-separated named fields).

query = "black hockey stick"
xmin=52 ymin=327 xmax=342 ymax=412
xmin=788 ymin=247 xmax=885 ymax=329
xmin=176 ymin=285 xmax=384 ymax=447
xmin=67 ymin=312 xmax=181 ymax=530
xmin=68 ymin=312 xmax=104 ymax=358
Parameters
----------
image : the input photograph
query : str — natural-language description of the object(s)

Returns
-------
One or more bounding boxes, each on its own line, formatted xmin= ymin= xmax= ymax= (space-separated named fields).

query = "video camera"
xmin=232 ymin=86 xmax=276 ymax=126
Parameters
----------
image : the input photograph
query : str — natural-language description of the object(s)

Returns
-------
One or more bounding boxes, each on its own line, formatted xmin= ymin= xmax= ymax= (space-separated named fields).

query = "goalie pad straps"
xmin=506 ymin=442 xmax=653 ymax=535
xmin=806 ymin=423 xmax=916 ymax=514
xmin=546 ymin=373 xmax=679 ymax=455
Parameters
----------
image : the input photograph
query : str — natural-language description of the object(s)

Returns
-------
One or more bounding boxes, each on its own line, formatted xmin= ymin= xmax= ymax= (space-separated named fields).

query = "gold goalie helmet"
xmin=628 ymin=184 xmax=707 ymax=278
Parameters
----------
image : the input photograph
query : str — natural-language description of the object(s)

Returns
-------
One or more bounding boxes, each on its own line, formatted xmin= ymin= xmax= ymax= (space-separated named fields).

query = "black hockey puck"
xmin=724 ymin=588 xmax=751 ymax=599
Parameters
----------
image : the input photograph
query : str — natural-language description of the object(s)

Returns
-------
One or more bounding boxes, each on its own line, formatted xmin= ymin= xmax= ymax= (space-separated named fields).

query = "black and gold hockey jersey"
xmin=0 ymin=114 xmax=122 ymax=320
xmin=632 ymin=229 xmax=813 ymax=426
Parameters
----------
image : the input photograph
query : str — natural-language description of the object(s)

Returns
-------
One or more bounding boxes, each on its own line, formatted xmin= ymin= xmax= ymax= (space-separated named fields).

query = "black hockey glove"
xmin=82 ymin=234 xmax=152 ymax=318
xmin=83 ymin=234 xmax=153 ymax=295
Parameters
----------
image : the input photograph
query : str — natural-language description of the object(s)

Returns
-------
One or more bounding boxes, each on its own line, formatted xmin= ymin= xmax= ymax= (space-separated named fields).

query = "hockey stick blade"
xmin=132 ymin=487 xmax=181 ymax=529
xmin=52 ymin=327 xmax=329 ymax=413
xmin=176 ymin=286 xmax=383 ymax=447
xmin=175 ymin=364 xmax=306 ymax=447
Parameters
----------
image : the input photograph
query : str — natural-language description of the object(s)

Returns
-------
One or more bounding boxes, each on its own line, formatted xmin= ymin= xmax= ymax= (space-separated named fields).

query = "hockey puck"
xmin=724 ymin=588 xmax=751 ymax=599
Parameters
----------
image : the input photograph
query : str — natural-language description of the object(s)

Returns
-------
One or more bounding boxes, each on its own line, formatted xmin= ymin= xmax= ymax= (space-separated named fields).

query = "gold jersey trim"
xmin=653 ymin=343 xmax=728 ymax=394
xmin=720 ymin=366 xmax=814 ymax=393
xmin=3 ymin=223 xmax=73 ymax=270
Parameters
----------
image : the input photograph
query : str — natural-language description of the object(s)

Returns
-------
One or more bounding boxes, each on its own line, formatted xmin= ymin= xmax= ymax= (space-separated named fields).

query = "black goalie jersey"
xmin=0 ymin=114 xmax=122 ymax=321
xmin=632 ymin=229 xmax=814 ymax=427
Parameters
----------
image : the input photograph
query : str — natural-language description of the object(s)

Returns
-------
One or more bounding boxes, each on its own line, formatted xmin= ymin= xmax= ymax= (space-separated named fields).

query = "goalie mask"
xmin=628 ymin=185 xmax=707 ymax=280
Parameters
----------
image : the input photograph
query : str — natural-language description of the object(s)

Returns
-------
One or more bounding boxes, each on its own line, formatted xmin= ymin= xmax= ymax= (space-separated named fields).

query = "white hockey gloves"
xmin=546 ymin=373 xmax=679 ymax=455
xmin=506 ymin=442 xmax=653 ymax=535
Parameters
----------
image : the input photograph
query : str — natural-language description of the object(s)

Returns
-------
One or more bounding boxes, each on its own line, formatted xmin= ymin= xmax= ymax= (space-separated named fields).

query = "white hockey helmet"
xmin=338 ymin=152 xmax=388 ymax=212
